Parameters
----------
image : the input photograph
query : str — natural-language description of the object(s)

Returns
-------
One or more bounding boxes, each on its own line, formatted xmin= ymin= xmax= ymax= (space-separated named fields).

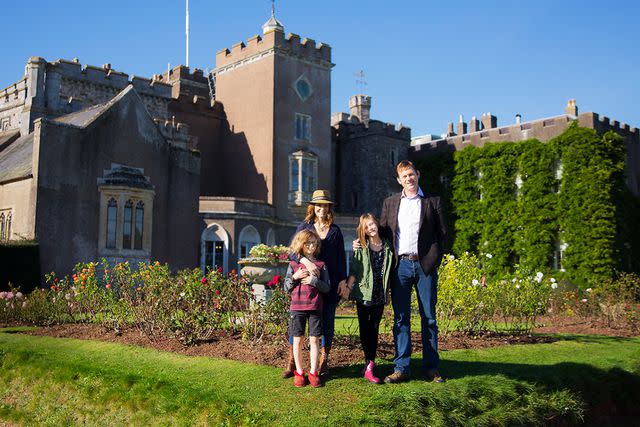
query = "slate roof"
xmin=0 ymin=132 xmax=33 ymax=184
xmin=53 ymin=102 xmax=111 ymax=127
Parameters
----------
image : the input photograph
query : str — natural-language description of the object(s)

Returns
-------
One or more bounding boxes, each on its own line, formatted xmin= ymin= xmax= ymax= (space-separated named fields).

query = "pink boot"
xmin=364 ymin=361 xmax=382 ymax=384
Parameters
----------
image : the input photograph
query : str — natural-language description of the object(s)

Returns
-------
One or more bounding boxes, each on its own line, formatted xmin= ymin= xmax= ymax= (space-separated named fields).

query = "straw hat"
xmin=309 ymin=189 xmax=334 ymax=204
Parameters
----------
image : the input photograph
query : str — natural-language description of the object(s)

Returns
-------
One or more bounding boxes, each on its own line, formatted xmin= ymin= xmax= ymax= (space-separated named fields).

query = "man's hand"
xmin=337 ymin=280 xmax=350 ymax=300
xmin=300 ymin=257 xmax=320 ymax=276
xmin=352 ymin=239 xmax=361 ymax=251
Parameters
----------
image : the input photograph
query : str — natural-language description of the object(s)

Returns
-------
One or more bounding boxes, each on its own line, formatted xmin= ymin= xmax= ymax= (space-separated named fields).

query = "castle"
xmin=0 ymin=12 xmax=637 ymax=281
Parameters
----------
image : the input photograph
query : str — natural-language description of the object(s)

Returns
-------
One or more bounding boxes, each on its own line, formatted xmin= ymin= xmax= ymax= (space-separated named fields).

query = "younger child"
xmin=284 ymin=229 xmax=330 ymax=387
xmin=341 ymin=213 xmax=393 ymax=384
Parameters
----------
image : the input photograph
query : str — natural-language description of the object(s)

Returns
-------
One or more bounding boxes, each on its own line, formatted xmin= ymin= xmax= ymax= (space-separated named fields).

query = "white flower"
xmin=512 ymin=278 xmax=517 ymax=283
xmin=535 ymin=276 xmax=543 ymax=284
xmin=448 ymin=255 xmax=455 ymax=261
xmin=180 ymin=292 xmax=185 ymax=297
xmin=516 ymin=284 xmax=521 ymax=289
xmin=581 ymin=298 xmax=588 ymax=303
xmin=15 ymin=292 xmax=23 ymax=299
xmin=486 ymin=253 xmax=493 ymax=259
xmin=536 ymin=271 xmax=543 ymax=278
xmin=472 ymin=279 xmax=479 ymax=286
xmin=550 ymin=278 xmax=556 ymax=283
xmin=478 ymin=302 xmax=485 ymax=308
xmin=551 ymin=283 xmax=558 ymax=289
xmin=586 ymin=288 xmax=592 ymax=293
xmin=464 ymin=251 xmax=469 ymax=255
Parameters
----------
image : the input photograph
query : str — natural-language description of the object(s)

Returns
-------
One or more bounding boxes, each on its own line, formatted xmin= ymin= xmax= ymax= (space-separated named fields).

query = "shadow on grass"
xmin=328 ymin=351 xmax=640 ymax=425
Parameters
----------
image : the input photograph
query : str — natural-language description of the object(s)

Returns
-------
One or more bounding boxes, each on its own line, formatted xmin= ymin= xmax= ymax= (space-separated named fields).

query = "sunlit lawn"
xmin=1 ymin=327 xmax=639 ymax=426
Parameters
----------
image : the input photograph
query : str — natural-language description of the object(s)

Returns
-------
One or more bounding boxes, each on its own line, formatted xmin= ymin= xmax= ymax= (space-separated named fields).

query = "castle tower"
xmin=213 ymin=13 xmax=334 ymax=220
xmin=349 ymin=94 xmax=371 ymax=125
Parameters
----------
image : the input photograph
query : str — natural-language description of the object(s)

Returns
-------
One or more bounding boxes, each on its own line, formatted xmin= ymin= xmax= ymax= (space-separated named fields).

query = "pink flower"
xmin=217 ymin=267 xmax=223 ymax=274
xmin=215 ymin=289 xmax=221 ymax=295
xmin=201 ymin=277 xmax=208 ymax=284
xmin=581 ymin=298 xmax=588 ymax=303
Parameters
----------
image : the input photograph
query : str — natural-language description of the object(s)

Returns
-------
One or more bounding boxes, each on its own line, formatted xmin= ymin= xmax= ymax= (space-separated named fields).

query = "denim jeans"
xmin=287 ymin=299 xmax=338 ymax=350
xmin=391 ymin=258 xmax=439 ymax=374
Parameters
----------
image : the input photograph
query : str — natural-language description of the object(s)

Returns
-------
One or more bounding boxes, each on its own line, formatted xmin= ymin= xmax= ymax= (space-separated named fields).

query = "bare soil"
xmin=20 ymin=314 xmax=637 ymax=369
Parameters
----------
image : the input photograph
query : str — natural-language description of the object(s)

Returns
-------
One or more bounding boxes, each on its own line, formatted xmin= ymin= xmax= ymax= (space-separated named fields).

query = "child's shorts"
xmin=289 ymin=310 xmax=322 ymax=337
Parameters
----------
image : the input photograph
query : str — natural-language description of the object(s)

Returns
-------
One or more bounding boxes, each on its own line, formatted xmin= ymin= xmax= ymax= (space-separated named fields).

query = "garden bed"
xmin=22 ymin=313 xmax=636 ymax=369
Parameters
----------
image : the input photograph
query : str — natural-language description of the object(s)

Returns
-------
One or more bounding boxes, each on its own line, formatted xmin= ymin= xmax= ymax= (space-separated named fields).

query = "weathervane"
xmin=355 ymin=69 xmax=367 ymax=94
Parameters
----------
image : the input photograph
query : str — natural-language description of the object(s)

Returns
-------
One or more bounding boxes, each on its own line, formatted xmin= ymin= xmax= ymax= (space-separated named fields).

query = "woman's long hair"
xmin=304 ymin=203 xmax=334 ymax=225
xmin=356 ymin=213 xmax=380 ymax=248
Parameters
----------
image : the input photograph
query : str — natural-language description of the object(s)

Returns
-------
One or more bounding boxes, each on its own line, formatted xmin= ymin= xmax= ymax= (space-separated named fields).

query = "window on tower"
xmin=295 ymin=113 xmax=311 ymax=141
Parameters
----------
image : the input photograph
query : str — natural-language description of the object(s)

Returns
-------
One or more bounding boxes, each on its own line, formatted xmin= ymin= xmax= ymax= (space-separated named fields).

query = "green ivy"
xmin=415 ymin=123 xmax=640 ymax=286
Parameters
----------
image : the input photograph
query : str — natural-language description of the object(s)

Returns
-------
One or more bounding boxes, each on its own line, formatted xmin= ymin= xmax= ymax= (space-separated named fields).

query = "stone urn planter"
xmin=239 ymin=260 xmax=288 ymax=305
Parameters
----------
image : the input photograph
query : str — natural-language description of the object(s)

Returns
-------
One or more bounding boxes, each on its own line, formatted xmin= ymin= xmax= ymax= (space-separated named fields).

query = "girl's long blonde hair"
xmin=356 ymin=213 xmax=380 ymax=248
xmin=290 ymin=229 xmax=321 ymax=259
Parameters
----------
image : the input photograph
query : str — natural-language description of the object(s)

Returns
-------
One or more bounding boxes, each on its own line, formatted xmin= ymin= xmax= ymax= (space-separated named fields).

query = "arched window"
xmin=0 ymin=213 xmax=5 ymax=241
xmin=266 ymin=228 xmax=276 ymax=246
xmin=123 ymin=200 xmax=133 ymax=249
xmin=106 ymin=199 xmax=117 ymax=249
xmin=238 ymin=225 xmax=261 ymax=260
xmin=201 ymin=223 xmax=229 ymax=273
xmin=134 ymin=201 xmax=144 ymax=250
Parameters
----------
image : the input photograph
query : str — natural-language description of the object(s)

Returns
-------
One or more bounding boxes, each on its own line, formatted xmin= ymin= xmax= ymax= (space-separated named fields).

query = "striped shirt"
xmin=287 ymin=260 xmax=328 ymax=312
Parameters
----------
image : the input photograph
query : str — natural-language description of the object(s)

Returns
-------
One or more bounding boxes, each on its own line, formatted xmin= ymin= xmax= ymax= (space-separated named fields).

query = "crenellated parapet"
xmin=154 ymin=117 xmax=193 ymax=149
xmin=48 ymin=59 xmax=172 ymax=99
xmin=332 ymin=116 xmax=411 ymax=142
xmin=215 ymin=30 xmax=332 ymax=72
xmin=578 ymin=112 xmax=639 ymax=144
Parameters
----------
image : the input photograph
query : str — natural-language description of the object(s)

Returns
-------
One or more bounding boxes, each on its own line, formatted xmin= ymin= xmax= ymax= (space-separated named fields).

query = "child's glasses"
xmin=304 ymin=241 xmax=318 ymax=247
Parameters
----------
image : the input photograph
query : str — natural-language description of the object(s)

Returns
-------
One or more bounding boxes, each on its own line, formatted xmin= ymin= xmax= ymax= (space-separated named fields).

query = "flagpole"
xmin=186 ymin=0 xmax=190 ymax=67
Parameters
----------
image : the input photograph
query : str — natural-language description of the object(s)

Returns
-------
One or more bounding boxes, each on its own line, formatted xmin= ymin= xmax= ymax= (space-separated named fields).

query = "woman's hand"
xmin=300 ymin=257 xmax=320 ymax=276
xmin=352 ymin=239 xmax=361 ymax=251
xmin=338 ymin=280 xmax=351 ymax=299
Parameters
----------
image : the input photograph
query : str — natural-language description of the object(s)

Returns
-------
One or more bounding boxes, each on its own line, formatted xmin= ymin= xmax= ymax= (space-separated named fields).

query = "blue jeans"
xmin=287 ymin=299 xmax=338 ymax=350
xmin=391 ymin=259 xmax=439 ymax=374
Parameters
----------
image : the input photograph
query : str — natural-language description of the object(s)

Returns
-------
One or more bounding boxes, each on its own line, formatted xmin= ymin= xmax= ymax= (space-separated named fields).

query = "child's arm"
xmin=283 ymin=265 xmax=298 ymax=294
xmin=307 ymin=266 xmax=331 ymax=293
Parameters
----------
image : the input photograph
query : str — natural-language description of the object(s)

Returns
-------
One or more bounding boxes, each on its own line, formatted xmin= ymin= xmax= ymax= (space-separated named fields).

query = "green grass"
xmin=1 ymin=329 xmax=639 ymax=426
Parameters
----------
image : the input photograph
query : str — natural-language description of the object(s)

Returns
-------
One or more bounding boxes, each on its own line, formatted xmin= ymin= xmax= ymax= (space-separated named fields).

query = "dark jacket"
xmin=379 ymin=192 xmax=448 ymax=276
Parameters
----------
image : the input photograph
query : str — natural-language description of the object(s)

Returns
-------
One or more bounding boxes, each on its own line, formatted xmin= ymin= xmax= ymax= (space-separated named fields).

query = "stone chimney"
xmin=469 ymin=116 xmax=480 ymax=132
xmin=349 ymin=94 xmax=372 ymax=125
xmin=457 ymin=115 xmax=468 ymax=135
xmin=565 ymin=99 xmax=578 ymax=116
xmin=447 ymin=122 xmax=456 ymax=137
xmin=516 ymin=114 xmax=522 ymax=124
xmin=481 ymin=112 xmax=497 ymax=130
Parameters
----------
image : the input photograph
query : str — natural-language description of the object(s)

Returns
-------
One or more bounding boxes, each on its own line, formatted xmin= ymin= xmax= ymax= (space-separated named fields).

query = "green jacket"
xmin=349 ymin=239 xmax=394 ymax=304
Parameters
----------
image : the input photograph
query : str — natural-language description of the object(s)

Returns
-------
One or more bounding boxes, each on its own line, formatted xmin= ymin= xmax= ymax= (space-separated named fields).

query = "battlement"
xmin=215 ymin=29 xmax=331 ymax=70
xmin=332 ymin=116 xmax=411 ymax=141
xmin=48 ymin=58 xmax=172 ymax=99
xmin=154 ymin=117 xmax=190 ymax=144
xmin=580 ymin=112 xmax=639 ymax=143
xmin=160 ymin=64 xmax=209 ymax=86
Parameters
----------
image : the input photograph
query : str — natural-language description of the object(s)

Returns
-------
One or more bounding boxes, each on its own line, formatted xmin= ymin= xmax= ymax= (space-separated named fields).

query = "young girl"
xmin=342 ymin=213 xmax=393 ymax=384
xmin=284 ymin=229 xmax=330 ymax=387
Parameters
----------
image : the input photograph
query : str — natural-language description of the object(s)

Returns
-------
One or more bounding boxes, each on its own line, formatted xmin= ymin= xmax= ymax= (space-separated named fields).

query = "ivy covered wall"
xmin=415 ymin=123 xmax=640 ymax=286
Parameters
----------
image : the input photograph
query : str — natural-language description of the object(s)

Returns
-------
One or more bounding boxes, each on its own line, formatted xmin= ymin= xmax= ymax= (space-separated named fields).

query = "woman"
xmin=342 ymin=213 xmax=393 ymax=384
xmin=282 ymin=189 xmax=347 ymax=378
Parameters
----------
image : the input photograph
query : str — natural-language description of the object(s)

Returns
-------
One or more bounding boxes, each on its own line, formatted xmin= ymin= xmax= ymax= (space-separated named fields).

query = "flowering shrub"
xmin=239 ymin=244 xmax=290 ymax=264
xmin=437 ymin=253 xmax=493 ymax=335
xmin=265 ymin=275 xmax=282 ymax=289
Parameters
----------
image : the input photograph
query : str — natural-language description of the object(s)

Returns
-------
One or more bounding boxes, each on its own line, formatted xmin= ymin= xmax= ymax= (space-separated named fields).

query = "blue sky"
xmin=2 ymin=0 xmax=638 ymax=136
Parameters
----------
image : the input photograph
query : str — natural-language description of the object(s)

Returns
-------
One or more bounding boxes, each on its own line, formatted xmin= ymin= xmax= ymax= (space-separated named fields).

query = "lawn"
xmin=1 ymin=328 xmax=639 ymax=426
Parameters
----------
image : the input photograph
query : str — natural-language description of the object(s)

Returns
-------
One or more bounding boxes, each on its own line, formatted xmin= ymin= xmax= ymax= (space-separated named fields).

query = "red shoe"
xmin=294 ymin=370 xmax=307 ymax=387
xmin=364 ymin=361 xmax=382 ymax=384
xmin=308 ymin=371 xmax=322 ymax=388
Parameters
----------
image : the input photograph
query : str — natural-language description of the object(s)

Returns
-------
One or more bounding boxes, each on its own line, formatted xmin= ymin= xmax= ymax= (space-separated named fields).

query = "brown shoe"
xmin=384 ymin=371 xmax=410 ymax=384
xmin=308 ymin=371 xmax=322 ymax=388
xmin=319 ymin=348 xmax=329 ymax=377
xmin=425 ymin=369 xmax=445 ymax=383
xmin=282 ymin=345 xmax=295 ymax=379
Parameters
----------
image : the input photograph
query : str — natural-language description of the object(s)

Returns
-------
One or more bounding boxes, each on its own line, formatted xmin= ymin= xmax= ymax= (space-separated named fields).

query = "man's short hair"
xmin=396 ymin=160 xmax=417 ymax=177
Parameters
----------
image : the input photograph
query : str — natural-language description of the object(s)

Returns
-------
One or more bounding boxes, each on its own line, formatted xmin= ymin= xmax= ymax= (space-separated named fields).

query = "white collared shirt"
xmin=396 ymin=187 xmax=424 ymax=255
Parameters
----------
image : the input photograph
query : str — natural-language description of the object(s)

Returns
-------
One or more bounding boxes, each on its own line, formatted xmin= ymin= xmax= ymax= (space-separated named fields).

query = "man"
xmin=352 ymin=160 xmax=447 ymax=383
